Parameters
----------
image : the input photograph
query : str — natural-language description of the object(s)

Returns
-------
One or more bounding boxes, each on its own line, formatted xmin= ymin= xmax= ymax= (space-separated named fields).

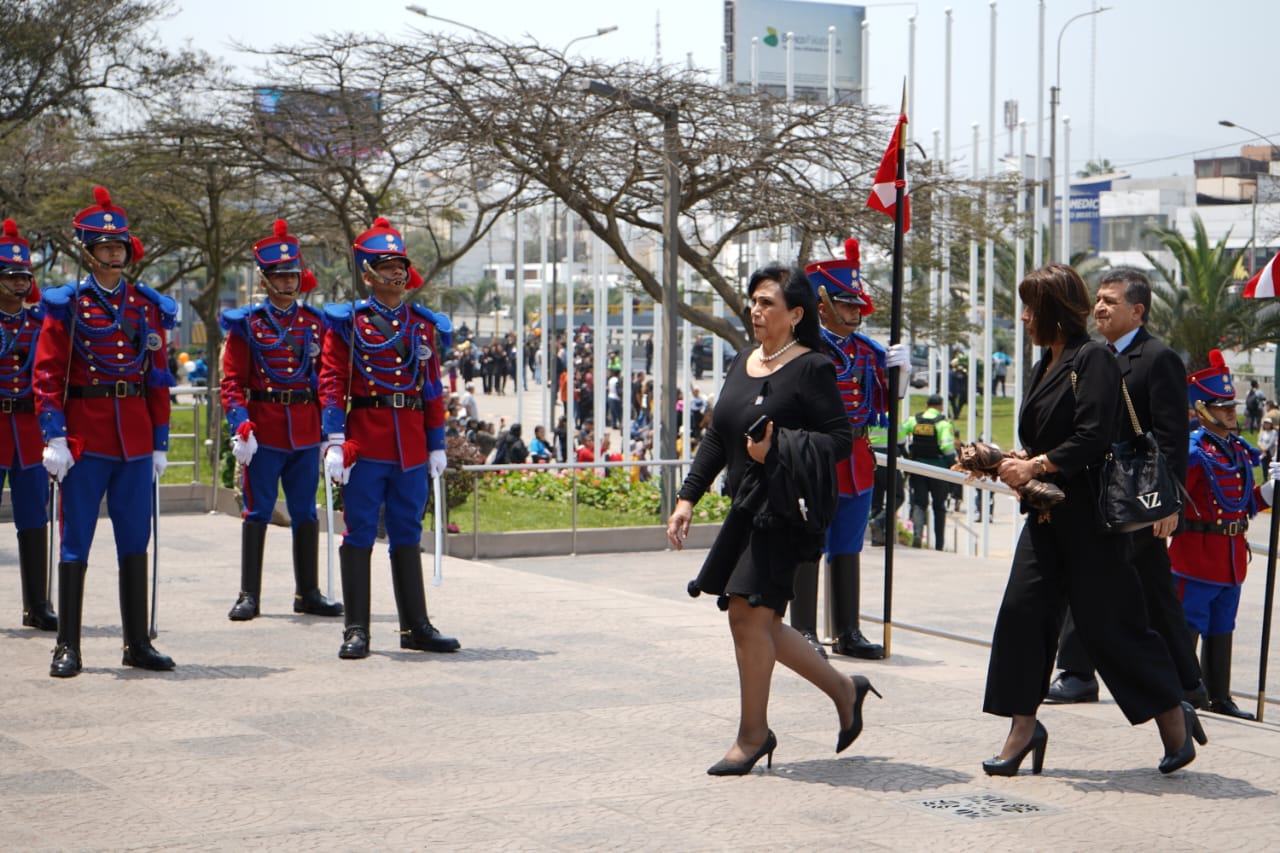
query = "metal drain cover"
xmin=901 ymin=792 xmax=1062 ymax=821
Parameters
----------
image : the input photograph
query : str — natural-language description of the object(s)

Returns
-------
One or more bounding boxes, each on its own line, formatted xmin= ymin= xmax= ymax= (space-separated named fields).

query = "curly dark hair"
xmin=1017 ymin=264 xmax=1091 ymax=345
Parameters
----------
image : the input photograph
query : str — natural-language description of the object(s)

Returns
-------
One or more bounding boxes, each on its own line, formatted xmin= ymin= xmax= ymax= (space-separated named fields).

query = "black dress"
xmin=678 ymin=349 xmax=852 ymax=614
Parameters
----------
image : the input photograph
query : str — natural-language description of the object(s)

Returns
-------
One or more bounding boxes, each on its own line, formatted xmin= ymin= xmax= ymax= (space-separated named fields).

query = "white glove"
xmin=1261 ymin=461 xmax=1280 ymax=506
xmin=885 ymin=342 xmax=911 ymax=372
xmin=325 ymin=443 xmax=351 ymax=484
xmin=42 ymin=437 xmax=73 ymax=482
xmin=232 ymin=431 xmax=258 ymax=465
xmin=428 ymin=449 xmax=448 ymax=479
xmin=152 ymin=450 xmax=168 ymax=479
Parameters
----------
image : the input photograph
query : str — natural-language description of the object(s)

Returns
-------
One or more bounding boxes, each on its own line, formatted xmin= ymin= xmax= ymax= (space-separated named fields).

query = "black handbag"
xmin=1095 ymin=378 xmax=1183 ymax=533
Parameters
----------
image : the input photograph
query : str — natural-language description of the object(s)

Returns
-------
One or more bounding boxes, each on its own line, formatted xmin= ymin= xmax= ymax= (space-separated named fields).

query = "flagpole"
xmin=883 ymin=82 xmax=909 ymax=658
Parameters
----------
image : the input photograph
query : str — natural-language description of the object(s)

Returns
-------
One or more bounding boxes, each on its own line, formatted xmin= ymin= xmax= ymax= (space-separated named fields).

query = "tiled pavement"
xmin=1 ymin=512 xmax=1277 ymax=852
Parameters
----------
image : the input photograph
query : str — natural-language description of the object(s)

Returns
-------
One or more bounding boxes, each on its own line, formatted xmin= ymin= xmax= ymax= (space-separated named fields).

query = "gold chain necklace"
xmin=760 ymin=338 xmax=798 ymax=363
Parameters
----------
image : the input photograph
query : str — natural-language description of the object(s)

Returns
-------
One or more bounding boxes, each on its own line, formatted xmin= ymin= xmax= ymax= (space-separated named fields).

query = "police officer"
xmin=220 ymin=219 xmax=342 ymax=621
xmin=901 ymin=393 xmax=955 ymax=550
xmin=1170 ymin=350 xmax=1279 ymax=720
xmin=34 ymin=186 xmax=175 ymax=677
xmin=0 ymin=219 xmax=56 ymax=631
xmin=792 ymin=239 xmax=909 ymax=660
xmin=319 ymin=217 xmax=459 ymax=659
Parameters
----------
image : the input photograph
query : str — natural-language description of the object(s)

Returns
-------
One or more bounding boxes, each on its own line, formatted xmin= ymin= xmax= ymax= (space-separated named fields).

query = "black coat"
xmin=1113 ymin=326 xmax=1189 ymax=484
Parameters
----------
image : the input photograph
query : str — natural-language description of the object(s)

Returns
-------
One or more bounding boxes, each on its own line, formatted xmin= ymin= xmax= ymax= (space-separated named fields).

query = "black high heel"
xmin=707 ymin=730 xmax=777 ymax=776
xmin=836 ymin=675 xmax=882 ymax=753
xmin=982 ymin=720 xmax=1048 ymax=776
xmin=1159 ymin=701 xmax=1207 ymax=775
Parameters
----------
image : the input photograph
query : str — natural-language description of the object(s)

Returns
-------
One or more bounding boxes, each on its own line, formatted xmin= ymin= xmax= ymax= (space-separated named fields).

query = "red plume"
xmin=407 ymin=268 xmax=424 ymax=290
xmin=1208 ymin=349 xmax=1226 ymax=369
xmin=27 ymin=280 xmax=40 ymax=304
xmin=273 ymin=219 xmax=288 ymax=238
xmin=130 ymin=236 xmax=145 ymax=263
xmin=300 ymin=269 xmax=318 ymax=293
xmin=843 ymin=238 xmax=860 ymax=266
xmin=2 ymin=219 xmax=16 ymax=238
xmin=372 ymin=217 xmax=391 ymax=229
xmin=93 ymin=185 xmax=112 ymax=207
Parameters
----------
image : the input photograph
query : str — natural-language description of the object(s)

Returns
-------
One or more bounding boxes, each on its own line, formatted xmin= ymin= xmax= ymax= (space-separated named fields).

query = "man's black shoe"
xmin=800 ymin=631 xmax=828 ymax=659
xmin=1045 ymin=672 xmax=1099 ymax=704
xmin=1184 ymin=680 xmax=1210 ymax=710
xmin=1207 ymin=698 xmax=1255 ymax=720
xmin=833 ymin=629 xmax=885 ymax=660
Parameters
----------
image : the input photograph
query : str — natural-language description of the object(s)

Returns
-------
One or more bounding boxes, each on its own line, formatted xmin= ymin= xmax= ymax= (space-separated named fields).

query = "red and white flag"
xmin=866 ymin=113 xmax=911 ymax=233
xmin=1243 ymin=251 xmax=1279 ymax=298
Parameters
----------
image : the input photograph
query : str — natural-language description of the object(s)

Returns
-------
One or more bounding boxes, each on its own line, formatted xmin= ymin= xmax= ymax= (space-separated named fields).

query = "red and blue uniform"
xmin=1169 ymin=427 xmax=1262 ymax=634
xmin=34 ymin=276 xmax=174 ymax=562
xmin=221 ymin=301 xmax=326 ymax=526
xmin=0 ymin=303 xmax=49 ymax=531
xmin=319 ymin=298 xmax=449 ymax=548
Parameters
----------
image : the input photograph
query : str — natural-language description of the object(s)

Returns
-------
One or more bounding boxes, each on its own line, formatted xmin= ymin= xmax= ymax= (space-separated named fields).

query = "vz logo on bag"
xmin=1137 ymin=491 xmax=1162 ymax=509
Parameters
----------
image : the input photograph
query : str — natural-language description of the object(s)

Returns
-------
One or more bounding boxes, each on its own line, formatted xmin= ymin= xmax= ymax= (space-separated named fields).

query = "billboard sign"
xmin=725 ymin=0 xmax=864 ymax=94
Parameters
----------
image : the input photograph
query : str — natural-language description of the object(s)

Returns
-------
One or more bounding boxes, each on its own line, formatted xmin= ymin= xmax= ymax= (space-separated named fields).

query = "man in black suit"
xmin=1046 ymin=268 xmax=1206 ymax=706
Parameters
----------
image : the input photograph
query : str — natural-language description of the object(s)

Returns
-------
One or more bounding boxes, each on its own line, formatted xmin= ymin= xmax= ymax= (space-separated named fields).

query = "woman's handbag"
xmin=1095 ymin=378 xmax=1184 ymax=533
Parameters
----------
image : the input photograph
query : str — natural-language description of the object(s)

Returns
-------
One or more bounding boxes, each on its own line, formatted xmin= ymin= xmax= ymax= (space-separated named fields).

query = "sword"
xmin=149 ymin=476 xmax=160 ymax=639
xmin=432 ymin=473 xmax=444 ymax=586
xmin=47 ymin=479 xmax=58 ymax=600
xmin=324 ymin=466 xmax=337 ymax=599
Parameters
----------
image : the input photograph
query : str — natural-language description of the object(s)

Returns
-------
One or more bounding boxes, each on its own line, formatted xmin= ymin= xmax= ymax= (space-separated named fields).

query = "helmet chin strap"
xmin=257 ymin=268 xmax=298 ymax=300
xmin=77 ymin=240 xmax=126 ymax=275
xmin=361 ymin=260 xmax=406 ymax=290
xmin=1 ymin=276 xmax=33 ymax=301
xmin=1194 ymin=399 xmax=1230 ymax=430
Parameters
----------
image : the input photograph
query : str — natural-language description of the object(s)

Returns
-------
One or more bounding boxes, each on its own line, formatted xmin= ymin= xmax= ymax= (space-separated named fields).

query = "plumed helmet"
xmin=1187 ymin=349 xmax=1238 ymax=408
xmin=353 ymin=217 xmax=423 ymax=289
xmin=804 ymin=238 xmax=874 ymax=316
xmin=0 ymin=219 xmax=39 ymax=302
xmin=73 ymin=186 xmax=144 ymax=263
xmin=253 ymin=219 xmax=317 ymax=292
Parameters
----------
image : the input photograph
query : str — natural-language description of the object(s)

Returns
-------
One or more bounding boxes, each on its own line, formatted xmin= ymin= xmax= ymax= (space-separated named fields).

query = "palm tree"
xmin=1144 ymin=213 xmax=1252 ymax=371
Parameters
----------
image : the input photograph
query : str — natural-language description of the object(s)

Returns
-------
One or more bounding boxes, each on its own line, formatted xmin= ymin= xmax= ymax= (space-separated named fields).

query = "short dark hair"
xmin=1018 ymin=264 xmax=1091 ymax=344
xmin=746 ymin=263 xmax=822 ymax=351
xmin=927 ymin=393 xmax=944 ymax=407
xmin=1098 ymin=267 xmax=1152 ymax=325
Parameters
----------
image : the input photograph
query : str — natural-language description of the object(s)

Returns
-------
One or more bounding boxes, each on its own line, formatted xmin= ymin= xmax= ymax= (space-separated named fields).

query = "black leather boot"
xmin=119 ymin=553 xmax=175 ymax=671
xmin=1203 ymin=633 xmax=1254 ymax=720
xmin=789 ymin=560 xmax=826 ymax=658
xmin=292 ymin=520 xmax=343 ymax=616
xmin=229 ymin=521 xmax=267 ymax=620
xmin=338 ymin=544 xmax=372 ymax=659
xmin=18 ymin=527 xmax=57 ymax=630
xmin=830 ymin=554 xmax=884 ymax=659
xmin=49 ymin=561 xmax=86 ymax=678
xmin=390 ymin=544 xmax=460 ymax=653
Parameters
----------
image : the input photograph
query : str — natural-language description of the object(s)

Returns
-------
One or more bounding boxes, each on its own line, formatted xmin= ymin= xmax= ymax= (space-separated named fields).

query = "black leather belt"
xmin=68 ymin=382 xmax=144 ymax=399
xmin=1185 ymin=518 xmax=1248 ymax=536
xmin=248 ymin=389 xmax=314 ymax=405
xmin=350 ymin=393 xmax=422 ymax=411
xmin=0 ymin=397 xmax=34 ymax=413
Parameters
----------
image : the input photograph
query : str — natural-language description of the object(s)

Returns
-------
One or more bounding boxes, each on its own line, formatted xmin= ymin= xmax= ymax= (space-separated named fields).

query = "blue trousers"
xmin=825 ymin=491 xmax=872 ymax=556
xmin=242 ymin=445 xmax=319 ymax=528
xmin=1 ymin=460 xmax=49 ymax=531
xmin=341 ymin=460 xmax=428 ymax=549
xmin=59 ymin=455 xmax=152 ymax=563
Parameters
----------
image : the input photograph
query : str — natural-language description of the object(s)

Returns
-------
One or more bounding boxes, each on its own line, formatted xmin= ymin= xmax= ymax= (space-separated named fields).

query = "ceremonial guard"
xmin=220 ymin=219 xmax=342 ymax=621
xmin=0 ymin=219 xmax=56 ymax=631
xmin=1169 ymin=350 xmax=1279 ymax=720
xmin=34 ymin=186 xmax=175 ymax=677
xmin=791 ymin=239 xmax=909 ymax=659
xmin=318 ymin=217 xmax=459 ymax=659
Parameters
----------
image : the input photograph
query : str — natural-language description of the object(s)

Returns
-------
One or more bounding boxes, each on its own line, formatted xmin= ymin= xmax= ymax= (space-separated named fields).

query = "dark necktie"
xmin=1107 ymin=342 xmax=1118 ymax=355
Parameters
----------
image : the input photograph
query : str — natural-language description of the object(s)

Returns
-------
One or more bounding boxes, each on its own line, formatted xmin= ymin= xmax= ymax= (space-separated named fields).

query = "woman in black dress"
xmin=984 ymin=264 xmax=1203 ymax=776
xmin=667 ymin=265 xmax=876 ymax=776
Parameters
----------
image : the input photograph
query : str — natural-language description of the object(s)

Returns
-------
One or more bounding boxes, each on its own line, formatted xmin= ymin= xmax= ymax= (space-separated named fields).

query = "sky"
xmin=153 ymin=0 xmax=1280 ymax=180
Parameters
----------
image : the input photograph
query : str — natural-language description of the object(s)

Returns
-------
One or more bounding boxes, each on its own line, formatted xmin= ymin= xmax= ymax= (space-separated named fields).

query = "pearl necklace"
xmin=760 ymin=338 xmax=798 ymax=363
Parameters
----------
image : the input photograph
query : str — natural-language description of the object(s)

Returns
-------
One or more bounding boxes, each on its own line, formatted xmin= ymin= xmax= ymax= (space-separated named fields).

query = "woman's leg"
xmin=723 ymin=596 xmax=779 ymax=762
xmin=772 ymin=620 xmax=857 ymax=730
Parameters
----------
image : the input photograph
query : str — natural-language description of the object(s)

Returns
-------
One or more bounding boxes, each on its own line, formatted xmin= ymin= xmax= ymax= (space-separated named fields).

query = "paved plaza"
xmin=1 ymin=508 xmax=1278 ymax=852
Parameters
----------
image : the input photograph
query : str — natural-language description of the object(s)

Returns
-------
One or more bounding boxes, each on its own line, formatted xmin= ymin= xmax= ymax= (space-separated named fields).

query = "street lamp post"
xmin=1219 ymin=119 xmax=1279 ymax=274
xmin=585 ymin=80 xmax=681 ymax=518
xmin=1048 ymin=6 xmax=1110 ymax=262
